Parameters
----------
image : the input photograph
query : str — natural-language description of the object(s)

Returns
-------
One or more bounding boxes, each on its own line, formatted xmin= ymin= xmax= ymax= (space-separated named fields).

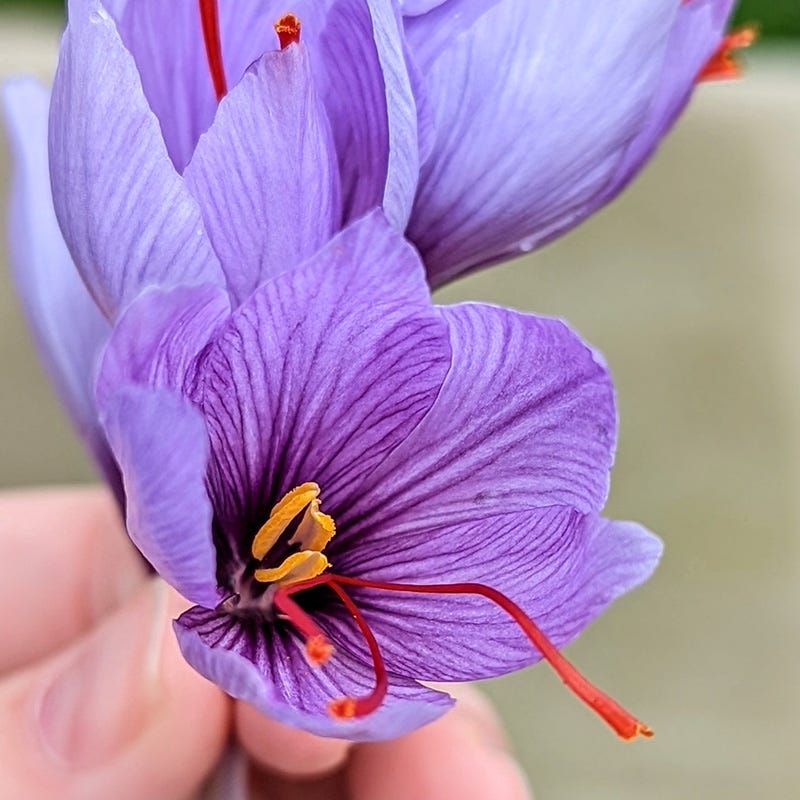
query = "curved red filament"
xmin=198 ymin=0 xmax=228 ymax=101
xmin=286 ymin=574 xmax=652 ymax=740
xmin=325 ymin=581 xmax=389 ymax=719
xmin=273 ymin=588 xmax=333 ymax=666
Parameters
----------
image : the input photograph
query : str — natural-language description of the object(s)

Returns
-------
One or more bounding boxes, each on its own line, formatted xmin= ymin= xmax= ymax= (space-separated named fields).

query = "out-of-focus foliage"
xmin=4 ymin=0 xmax=800 ymax=38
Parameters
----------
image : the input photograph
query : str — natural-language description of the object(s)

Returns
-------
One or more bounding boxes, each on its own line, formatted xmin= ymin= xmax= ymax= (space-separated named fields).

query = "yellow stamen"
xmin=252 ymin=483 xmax=320 ymax=559
xmin=290 ymin=499 xmax=336 ymax=552
xmin=254 ymin=551 xmax=330 ymax=585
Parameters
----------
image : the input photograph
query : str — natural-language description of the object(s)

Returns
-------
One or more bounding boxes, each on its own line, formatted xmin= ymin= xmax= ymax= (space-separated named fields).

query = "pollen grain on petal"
xmin=275 ymin=13 xmax=302 ymax=50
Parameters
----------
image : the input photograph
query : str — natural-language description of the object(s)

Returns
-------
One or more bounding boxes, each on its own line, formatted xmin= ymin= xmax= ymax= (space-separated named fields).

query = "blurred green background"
xmin=6 ymin=0 xmax=800 ymax=36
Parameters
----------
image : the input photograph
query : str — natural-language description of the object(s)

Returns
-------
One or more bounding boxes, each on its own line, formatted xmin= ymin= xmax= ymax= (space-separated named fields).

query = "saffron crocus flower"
xmin=47 ymin=0 xmax=423 ymax=318
xmin=2 ymin=0 xmax=421 ymax=479
xmin=400 ymin=0 xmax=750 ymax=285
xmin=93 ymin=209 xmax=662 ymax=741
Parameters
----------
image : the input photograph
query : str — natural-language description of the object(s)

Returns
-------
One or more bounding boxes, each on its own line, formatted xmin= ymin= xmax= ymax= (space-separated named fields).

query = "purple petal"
xmin=400 ymin=0 xmax=450 ymax=14
xmin=113 ymin=1 xmax=287 ymax=172
xmin=196 ymin=211 xmax=450 ymax=558
xmin=330 ymin=509 xmax=661 ymax=681
xmin=317 ymin=0 xmax=420 ymax=227
xmin=596 ymin=0 xmax=736 ymax=206
xmin=2 ymin=78 xmax=121 ymax=497
xmin=50 ymin=0 xmax=224 ymax=318
xmin=405 ymin=0 xmax=680 ymax=285
xmin=175 ymin=606 xmax=453 ymax=741
xmin=101 ymin=385 xmax=220 ymax=607
xmin=183 ymin=46 xmax=341 ymax=304
xmin=339 ymin=302 xmax=616 ymax=552
xmin=95 ymin=284 xmax=231 ymax=408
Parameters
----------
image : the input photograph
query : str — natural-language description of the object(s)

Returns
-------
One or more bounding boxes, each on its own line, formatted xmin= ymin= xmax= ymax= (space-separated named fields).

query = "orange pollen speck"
xmin=329 ymin=697 xmax=358 ymax=719
xmin=697 ymin=26 xmax=757 ymax=83
xmin=275 ymin=13 xmax=302 ymax=50
xmin=306 ymin=634 xmax=334 ymax=667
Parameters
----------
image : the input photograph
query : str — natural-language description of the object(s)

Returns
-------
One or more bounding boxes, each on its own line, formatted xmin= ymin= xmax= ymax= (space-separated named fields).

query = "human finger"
xmin=236 ymin=701 xmax=352 ymax=779
xmin=0 ymin=486 xmax=147 ymax=673
xmin=0 ymin=579 xmax=230 ymax=800
xmin=346 ymin=685 xmax=533 ymax=800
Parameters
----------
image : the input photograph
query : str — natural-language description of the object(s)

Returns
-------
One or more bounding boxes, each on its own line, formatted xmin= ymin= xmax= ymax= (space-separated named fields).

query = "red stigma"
xmin=284 ymin=574 xmax=653 ymax=740
xmin=324 ymin=580 xmax=389 ymax=718
xmin=198 ymin=0 xmax=227 ymax=101
xmin=697 ymin=26 xmax=757 ymax=83
xmin=275 ymin=14 xmax=302 ymax=50
xmin=273 ymin=588 xmax=334 ymax=666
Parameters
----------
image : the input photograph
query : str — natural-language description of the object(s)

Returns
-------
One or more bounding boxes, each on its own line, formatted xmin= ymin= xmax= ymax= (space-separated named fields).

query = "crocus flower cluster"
xmin=2 ymin=0 xmax=747 ymax=741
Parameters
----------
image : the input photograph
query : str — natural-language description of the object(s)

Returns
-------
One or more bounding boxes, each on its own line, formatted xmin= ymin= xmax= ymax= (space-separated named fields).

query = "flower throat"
xmin=246 ymin=483 xmax=653 ymax=741
xmin=198 ymin=1 xmax=301 ymax=102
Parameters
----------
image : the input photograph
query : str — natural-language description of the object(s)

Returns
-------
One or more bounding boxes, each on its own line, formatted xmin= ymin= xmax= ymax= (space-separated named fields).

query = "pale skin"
xmin=0 ymin=487 xmax=533 ymax=800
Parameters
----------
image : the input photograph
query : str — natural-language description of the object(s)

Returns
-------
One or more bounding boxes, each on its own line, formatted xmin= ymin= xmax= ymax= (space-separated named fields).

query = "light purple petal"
xmin=339 ymin=302 xmax=616 ymax=553
xmin=175 ymin=606 xmax=453 ymax=741
xmin=50 ymin=0 xmax=224 ymax=318
xmin=595 ymin=0 xmax=736 ymax=206
xmin=403 ymin=0 xmax=503 ymax=72
xmin=183 ymin=46 xmax=341 ymax=304
xmin=400 ymin=0 xmax=450 ymax=15
xmin=195 ymin=211 xmax=450 ymax=558
xmin=101 ymin=385 xmax=220 ymax=607
xmin=96 ymin=284 xmax=231 ymax=408
xmin=317 ymin=0 xmax=420 ymax=227
xmin=330 ymin=509 xmax=661 ymax=681
xmin=114 ymin=0 xmax=287 ymax=172
xmin=2 ymin=78 xmax=121 ymax=496
xmin=405 ymin=0 xmax=679 ymax=285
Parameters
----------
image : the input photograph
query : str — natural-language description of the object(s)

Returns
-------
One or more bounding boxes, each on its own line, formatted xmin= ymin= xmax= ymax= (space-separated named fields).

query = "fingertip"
xmin=347 ymin=691 xmax=533 ymax=800
xmin=236 ymin=701 xmax=352 ymax=779
xmin=0 ymin=579 xmax=231 ymax=800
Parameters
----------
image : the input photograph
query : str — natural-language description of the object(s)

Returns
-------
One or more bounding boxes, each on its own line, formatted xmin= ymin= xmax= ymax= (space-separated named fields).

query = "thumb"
xmin=0 ymin=579 xmax=230 ymax=800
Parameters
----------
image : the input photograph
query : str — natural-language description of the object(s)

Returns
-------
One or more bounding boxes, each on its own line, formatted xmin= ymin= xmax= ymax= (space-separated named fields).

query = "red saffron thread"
xmin=198 ymin=0 xmax=228 ymax=101
xmin=273 ymin=587 xmax=333 ymax=666
xmin=697 ymin=27 xmax=757 ymax=83
xmin=325 ymin=580 xmax=389 ymax=718
xmin=284 ymin=574 xmax=653 ymax=740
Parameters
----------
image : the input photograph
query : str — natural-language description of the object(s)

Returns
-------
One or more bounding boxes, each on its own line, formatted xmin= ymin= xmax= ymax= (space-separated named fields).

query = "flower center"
xmin=198 ymin=2 xmax=303 ymax=102
xmin=251 ymin=483 xmax=653 ymax=741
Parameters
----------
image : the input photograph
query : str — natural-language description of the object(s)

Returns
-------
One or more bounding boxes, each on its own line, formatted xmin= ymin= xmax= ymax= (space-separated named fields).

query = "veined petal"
xmin=50 ymin=0 xmax=224 ymax=318
xmin=332 ymin=509 xmax=662 ymax=681
xmin=114 ymin=0 xmax=278 ymax=172
xmin=95 ymin=284 xmax=231 ymax=408
xmin=405 ymin=0 xmax=679 ymax=285
xmin=596 ymin=0 xmax=736 ymax=206
xmin=196 ymin=211 xmax=451 ymax=559
xmin=317 ymin=0 xmax=420 ymax=227
xmin=184 ymin=46 xmax=341 ymax=304
xmin=101 ymin=386 xmax=220 ymax=607
xmin=174 ymin=606 xmax=453 ymax=741
xmin=338 ymin=302 xmax=616 ymax=547
xmin=2 ymin=79 xmax=120 ymax=496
